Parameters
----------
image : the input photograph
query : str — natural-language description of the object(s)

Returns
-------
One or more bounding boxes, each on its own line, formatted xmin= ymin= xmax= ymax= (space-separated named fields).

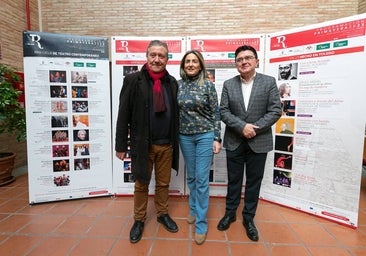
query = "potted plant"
xmin=0 ymin=63 xmax=26 ymax=186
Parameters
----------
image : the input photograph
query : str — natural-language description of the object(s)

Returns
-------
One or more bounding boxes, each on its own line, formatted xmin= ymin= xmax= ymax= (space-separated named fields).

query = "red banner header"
xmin=115 ymin=40 xmax=182 ymax=53
xmin=190 ymin=38 xmax=261 ymax=52
xmin=270 ymin=19 xmax=366 ymax=50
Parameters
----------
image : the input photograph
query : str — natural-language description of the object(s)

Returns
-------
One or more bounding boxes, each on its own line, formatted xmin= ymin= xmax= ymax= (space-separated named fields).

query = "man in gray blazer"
xmin=217 ymin=45 xmax=281 ymax=241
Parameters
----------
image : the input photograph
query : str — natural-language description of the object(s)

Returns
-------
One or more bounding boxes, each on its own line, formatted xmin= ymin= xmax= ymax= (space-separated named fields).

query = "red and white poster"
xmin=187 ymin=35 xmax=266 ymax=196
xmin=110 ymin=36 xmax=186 ymax=195
xmin=261 ymin=14 xmax=366 ymax=227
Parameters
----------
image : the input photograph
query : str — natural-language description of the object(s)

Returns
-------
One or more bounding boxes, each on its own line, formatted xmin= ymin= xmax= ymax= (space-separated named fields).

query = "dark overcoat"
xmin=115 ymin=66 xmax=179 ymax=183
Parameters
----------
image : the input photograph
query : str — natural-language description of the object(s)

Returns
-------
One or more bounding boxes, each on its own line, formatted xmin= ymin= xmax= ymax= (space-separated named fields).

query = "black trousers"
xmin=225 ymin=139 xmax=267 ymax=221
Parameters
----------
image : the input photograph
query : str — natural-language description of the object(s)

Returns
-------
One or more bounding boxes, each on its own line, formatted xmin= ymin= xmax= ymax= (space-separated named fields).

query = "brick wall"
xmin=0 ymin=0 xmax=364 ymax=168
xmin=39 ymin=0 xmax=360 ymax=37
xmin=0 ymin=0 xmax=39 ymax=168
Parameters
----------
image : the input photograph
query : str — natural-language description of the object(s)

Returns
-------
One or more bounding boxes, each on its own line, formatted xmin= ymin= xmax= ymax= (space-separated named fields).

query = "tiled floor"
xmin=0 ymin=169 xmax=366 ymax=256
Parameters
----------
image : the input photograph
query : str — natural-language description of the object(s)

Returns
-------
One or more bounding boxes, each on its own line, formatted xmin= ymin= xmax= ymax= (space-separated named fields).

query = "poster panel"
xmin=23 ymin=31 xmax=113 ymax=204
xmin=262 ymin=14 xmax=366 ymax=227
xmin=187 ymin=35 xmax=266 ymax=196
xmin=111 ymin=36 xmax=186 ymax=195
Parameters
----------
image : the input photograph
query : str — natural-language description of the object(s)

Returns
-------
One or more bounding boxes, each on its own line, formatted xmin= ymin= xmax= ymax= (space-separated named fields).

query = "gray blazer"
xmin=220 ymin=73 xmax=282 ymax=153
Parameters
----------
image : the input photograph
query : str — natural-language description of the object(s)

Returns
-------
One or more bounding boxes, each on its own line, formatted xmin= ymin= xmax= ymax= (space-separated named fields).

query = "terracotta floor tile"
xmin=150 ymin=239 xmax=190 ymax=256
xmin=18 ymin=202 xmax=55 ymax=214
xmin=347 ymin=246 xmax=366 ymax=256
xmin=0 ymin=199 xmax=28 ymax=213
xmin=191 ymin=240 xmax=230 ymax=256
xmin=307 ymin=246 xmax=352 ymax=256
xmin=69 ymin=237 xmax=116 ymax=256
xmin=259 ymin=222 xmax=301 ymax=244
xmin=52 ymin=215 xmax=96 ymax=235
xmin=19 ymin=214 xmax=66 ymax=234
xmin=103 ymin=199 xmax=134 ymax=217
xmin=109 ymin=238 xmax=152 ymax=256
xmin=322 ymin=223 xmax=366 ymax=247
xmin=0 ymin=235 xmax=43 ymax=255
xmin=0 ymin=214 xmax=35 ymax=233
xmin=256 ymin=203 xmax=284 ymax=222
xmin=269 ymin=245 xmax=311 ymax=256
xmin=230 ymin=242 xmax=269 ymax=256
xmin=74 ymin=198 xmax=112 ymax=216
xmin=290 ymin=222 xmax=338 ymax=245
xmin=87 ymin=215 xmax=126 ymax=237
xmin=45 ymin=200 xmax=83 ymax=215
xmin=27 ymin=237 xmax=80 ymax=256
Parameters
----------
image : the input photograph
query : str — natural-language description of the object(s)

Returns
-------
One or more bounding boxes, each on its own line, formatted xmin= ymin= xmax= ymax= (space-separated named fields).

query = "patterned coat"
xmin=220 ymin=73 xmax=282 ymax=153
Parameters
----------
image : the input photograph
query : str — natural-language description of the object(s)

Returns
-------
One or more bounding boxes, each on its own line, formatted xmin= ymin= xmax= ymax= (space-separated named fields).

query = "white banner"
xmin=23 ymin=31 xmax=113 ymax=204
xmin=261 ymin=14 xmax=366 ymax=227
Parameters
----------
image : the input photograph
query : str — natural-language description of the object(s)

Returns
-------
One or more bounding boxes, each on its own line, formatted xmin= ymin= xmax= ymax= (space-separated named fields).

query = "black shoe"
xmin=217 ymin=215 xmax=236 ymax=231
xmin=157 ymin=214 xmax=178 ymax=233
xmin=130 ymin=220 xmax=144 ymax=243
xmin=243 ymin=219 xmax=259 ymax=241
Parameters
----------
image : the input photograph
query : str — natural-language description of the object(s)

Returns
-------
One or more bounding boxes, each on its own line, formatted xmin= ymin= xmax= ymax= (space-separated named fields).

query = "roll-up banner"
xmin=23 ymin=31 xmax=113 ymax=204
xmin=261 ymin=13 xmax=366 ymax=227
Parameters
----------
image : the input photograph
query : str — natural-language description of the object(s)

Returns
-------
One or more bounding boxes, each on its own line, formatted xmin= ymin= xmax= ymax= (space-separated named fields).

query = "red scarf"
xmin=145 ymin=63 xmax=167 ymax=112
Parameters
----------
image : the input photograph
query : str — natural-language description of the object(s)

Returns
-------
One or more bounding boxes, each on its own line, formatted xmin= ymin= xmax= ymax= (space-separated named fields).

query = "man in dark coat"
xmin=115 ymin=40 xmax=180 ymax=243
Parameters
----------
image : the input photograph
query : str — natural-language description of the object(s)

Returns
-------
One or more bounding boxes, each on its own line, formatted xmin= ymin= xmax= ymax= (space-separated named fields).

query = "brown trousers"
xmin=134 ymin=144 xmax=173 ymax=221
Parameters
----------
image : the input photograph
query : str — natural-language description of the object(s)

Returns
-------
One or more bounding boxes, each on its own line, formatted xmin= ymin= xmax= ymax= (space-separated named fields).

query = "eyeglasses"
xmin=235 ymin=56 xmax=256 ymax=63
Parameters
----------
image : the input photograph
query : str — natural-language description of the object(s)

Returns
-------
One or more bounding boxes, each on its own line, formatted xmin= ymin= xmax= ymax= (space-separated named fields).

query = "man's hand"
xmin=115 ymin=151 xmax=126 ymax=160
xmin=242 ymin=124 xmax=259 ymax=139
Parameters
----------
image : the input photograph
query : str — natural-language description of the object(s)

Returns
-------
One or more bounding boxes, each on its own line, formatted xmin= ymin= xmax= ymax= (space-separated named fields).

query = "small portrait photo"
xmin=278 ymin=82 xmax=291 ymax=98
xmin=273 ymin=169 xmax=292 ymax=188
xmin=274 ymin=152 xmax=293 ymax=170
xmin=278 ymin=63 xmax=298 ymax=80
xmin=52 ymin=144 xmax=69 ymax=157
xmin=73 ymin=129 xmax=89 ymax=142
xmin=124 ymin=160 xmax=131 ymax=171
xmin=51 ymin=115 xmax=68 ymax=128
xmin=52 ymin=130 xmax=69 ymax=142
xmin=49 ymin=70 xmax=67 ymax=83
xmin=281 ymin=100 xmax=296 ymax=116
xmin=53 ymin=159 xmax=70 ymax=172
xmin=72 ymin=114 xmax=89 ymax=128
xmin=72 ymin=101 xmax=88 ymax=113
xmin=54 ymin=174 xmax=70 ymax=186
xmin=74 ymin=158 xmax=90 ymax=170
xmin=73 ymin=144 xmax=90 ymax=156
xmin=275 ymin=118 xmax=295 ymax=135
xmin=51 ymin=100 xmax=68 ymax=113
xmin=50 ymin=85 xmax=67 ymax=98
xmin=123 ymin=66 xmax=138 ymax=76
xmin=71 ymin=86 xmax=88 ymax=98
xmin=124 ymin=172 xmax=134 ymax=183
xmin=71 ymin=71 xmax=87 ymax=83
xmin=275 ymin=135 xmax=294 ymax=152
xmin=206 ymin=69 xmax=215 ymax=83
